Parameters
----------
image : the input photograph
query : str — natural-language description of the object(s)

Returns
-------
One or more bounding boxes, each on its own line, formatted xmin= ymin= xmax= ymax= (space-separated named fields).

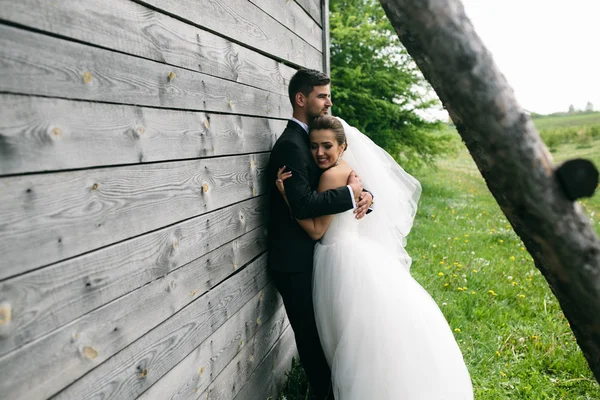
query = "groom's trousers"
xmin=271 ymin=269 xmax=332 ymax=400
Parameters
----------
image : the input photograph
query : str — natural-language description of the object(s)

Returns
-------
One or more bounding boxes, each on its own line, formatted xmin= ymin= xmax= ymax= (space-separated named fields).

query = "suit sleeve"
xmin=275 ymin=141 xmax=354 ymax=219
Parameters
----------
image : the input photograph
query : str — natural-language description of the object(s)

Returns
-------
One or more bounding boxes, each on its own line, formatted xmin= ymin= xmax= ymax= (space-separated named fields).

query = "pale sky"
xmin=457 ymin=0 xmax=600 ymax=115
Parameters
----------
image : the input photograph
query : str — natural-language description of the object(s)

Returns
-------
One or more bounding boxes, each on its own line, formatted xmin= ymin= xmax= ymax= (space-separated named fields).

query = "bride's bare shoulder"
xmin=318 ymin=163 xmax=353 ymax=190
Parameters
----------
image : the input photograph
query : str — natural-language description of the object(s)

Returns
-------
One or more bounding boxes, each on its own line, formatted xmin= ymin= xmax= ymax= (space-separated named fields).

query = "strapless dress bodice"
xmin=319 ymin=210 xmax=359 ymax=246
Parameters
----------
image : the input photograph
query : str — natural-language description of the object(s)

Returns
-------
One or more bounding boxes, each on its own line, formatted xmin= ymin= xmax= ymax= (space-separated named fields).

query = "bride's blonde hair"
xmin=309 ymin=116 xmax=348 ymax=150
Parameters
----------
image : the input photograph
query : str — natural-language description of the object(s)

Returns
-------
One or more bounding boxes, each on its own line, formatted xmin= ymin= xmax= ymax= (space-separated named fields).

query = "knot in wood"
xmin=92 ymin=183 xmax=99 ymax=191
xmin=167 ymin=71 xmax=176 ymax=81
xmin=0 ymin=302 xmax=12 ymax=326
xmin=202 ymin=183 xmax=209 ymax=193
xmin=554 ymin=158 xmax=599 ymax=201
xmin=82 ymin=71 xmax=93 ymax=84
xmin=82 ymin=346 xmax=98 ymax=360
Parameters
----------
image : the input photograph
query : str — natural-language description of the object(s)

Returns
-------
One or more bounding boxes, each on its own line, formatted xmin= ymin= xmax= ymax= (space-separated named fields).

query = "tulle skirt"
xmin=313 ymin=237 xmax=474 ymax=399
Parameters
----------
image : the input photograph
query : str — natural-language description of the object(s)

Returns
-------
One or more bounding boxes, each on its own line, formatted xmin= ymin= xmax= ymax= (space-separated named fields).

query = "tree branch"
xmin=378 ymin=0 xmax=600 ymax=382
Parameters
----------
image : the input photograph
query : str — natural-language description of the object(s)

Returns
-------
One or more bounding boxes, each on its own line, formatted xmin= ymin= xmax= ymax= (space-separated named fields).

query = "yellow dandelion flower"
xmin=439 ymin=261 xmax=445 ymax=265
xmin=464 ymin=240 xmax=469 ymax=243
xmin=518 ymin=294 xmax=525 ymax=298
xmin=495 ymin=351 xmax=501 ymax=357
xmin=454 ymin=328 xmax=461 ymax=332
xmin=490 ymin=228 xmax=495 ymax=232
xmin=510 ymin=256 xmax=515 ymax=261
xmin=451 ymin=209 xmax=455 ymax=214
xmin=438 ymin=272 xmax=444 ymax=276
xmin=464 ymin=234 xmax=469 ymax=237
xmin=506 ymin=224 xmax=510 ymax=228
xmin=462 ymin=287 xmax=468 ymax=290
xmin=458 ymin=263 xmax=462 ymax=267
xmin=454 ymin=237 xmax=459 ymax=241
xmin=472 ymin=269 xmax=478 ymax=273
xmin=488 ymin=290 xmax=497 ymax=296
xmin=453 ymin=261 xmax=459 ymax=266
xmin=452 ymin=274 xmax=458 ymax=278
xmin=500 ymin=239 xmax=504 ymax=243
xmin=457 ymin=287 xmax=464 ymax=291
xmin=471 ymin=291 xmax=476 ymax=295
xmin=511 ymin=281 xmax=518 ymax=286
xmin=444 ymin=283 xmax=449 ymax=287
xmin=499 ymin=371 xmax=507 ymax=377
xmin=521 ymin=247 xmax=525 ymax=251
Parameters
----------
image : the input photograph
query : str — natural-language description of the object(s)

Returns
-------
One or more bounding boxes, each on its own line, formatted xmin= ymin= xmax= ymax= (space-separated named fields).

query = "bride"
xmin=276 ymin=115 xmax=473 ymax=399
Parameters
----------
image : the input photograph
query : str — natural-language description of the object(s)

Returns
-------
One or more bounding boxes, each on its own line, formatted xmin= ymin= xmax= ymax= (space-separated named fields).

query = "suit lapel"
xmin=286 ymin=120 xmax=320 ymax=188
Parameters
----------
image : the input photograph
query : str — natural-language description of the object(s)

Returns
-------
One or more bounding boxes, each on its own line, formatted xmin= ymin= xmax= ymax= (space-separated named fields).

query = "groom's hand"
xmin=347 ymin=171 xmax=363 ymax=199
xmin=355 ymin=191 xmax=372 ymax=219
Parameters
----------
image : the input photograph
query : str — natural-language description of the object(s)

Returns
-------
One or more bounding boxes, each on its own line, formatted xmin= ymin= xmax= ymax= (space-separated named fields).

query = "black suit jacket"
xmin=267 ymin=120 xmax=354 ymax=273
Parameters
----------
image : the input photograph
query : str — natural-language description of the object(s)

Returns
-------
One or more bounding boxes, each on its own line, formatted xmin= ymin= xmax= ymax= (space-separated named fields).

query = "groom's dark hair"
xmin=288 ymin=69 xmax=330 ymax=107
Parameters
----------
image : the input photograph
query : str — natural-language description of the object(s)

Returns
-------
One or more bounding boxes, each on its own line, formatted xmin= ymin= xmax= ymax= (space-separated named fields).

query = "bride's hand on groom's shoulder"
xmin=276 ymin=166 xmax=292 ymax=200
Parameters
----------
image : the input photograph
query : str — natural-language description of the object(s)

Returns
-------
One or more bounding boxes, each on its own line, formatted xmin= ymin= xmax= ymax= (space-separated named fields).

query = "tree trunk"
xmin=378 ymin=0 xmax=600 ymax=382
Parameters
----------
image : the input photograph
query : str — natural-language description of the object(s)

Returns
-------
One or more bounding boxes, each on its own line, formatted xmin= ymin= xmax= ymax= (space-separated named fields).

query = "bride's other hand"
xmin=276 ymin=166 xmax=292 ymax=199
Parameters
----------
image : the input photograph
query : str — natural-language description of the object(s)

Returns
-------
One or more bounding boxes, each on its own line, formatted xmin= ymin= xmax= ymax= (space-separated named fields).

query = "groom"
xmin=267 ymin=69 xmax=373 ymax=399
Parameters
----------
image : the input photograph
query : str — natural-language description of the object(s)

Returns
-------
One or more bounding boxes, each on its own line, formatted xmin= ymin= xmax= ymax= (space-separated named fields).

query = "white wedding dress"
xmin=312 ymin=119 xmax=474 ymax=399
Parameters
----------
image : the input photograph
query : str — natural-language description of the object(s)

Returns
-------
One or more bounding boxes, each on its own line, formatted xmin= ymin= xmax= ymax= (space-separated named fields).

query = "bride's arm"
xmin=278 ymin=168 xmax=350 ymax=240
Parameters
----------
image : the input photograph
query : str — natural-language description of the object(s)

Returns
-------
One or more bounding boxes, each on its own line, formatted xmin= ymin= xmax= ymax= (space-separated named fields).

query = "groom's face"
xmin=304 ymin=84 xmax=332 ymax=121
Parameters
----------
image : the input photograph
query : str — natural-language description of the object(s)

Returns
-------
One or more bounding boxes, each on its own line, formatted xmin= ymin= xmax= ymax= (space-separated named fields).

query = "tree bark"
xmin=378 ymin=0 xmax=600 ymax=382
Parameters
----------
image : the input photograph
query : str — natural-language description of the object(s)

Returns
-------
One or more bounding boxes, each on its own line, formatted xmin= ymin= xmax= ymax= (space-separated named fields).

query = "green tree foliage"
xmin=329 ymin=0 xmax=453 ymax=168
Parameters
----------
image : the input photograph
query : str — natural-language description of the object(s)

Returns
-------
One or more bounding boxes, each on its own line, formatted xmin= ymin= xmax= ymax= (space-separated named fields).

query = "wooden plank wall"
xmin=0 ymin=0 xmax=327 ymax=398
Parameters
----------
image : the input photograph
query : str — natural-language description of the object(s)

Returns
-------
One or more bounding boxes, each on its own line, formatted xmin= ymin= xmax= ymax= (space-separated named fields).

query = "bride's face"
xmin=310 ymin=129 xmax=344 ymax=169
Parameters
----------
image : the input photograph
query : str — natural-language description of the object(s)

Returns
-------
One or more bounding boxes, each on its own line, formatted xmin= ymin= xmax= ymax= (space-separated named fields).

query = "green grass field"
xmin=277 ymin=116 xmax=600 ymax=400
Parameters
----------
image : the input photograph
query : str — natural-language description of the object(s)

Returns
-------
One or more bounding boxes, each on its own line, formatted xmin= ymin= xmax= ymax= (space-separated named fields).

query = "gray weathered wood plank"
xmin=0 ymin=200 xmax=266 ymax=357
xmin=136 ymin=0 xmax=322 ymax=69
xmin=49 ymin=255 xmax=270 ymax=400
xmin=0 ymin=0 xmax=297 ymax=95
xmin=0 ymin=24 xmax=291 ymax=119
xmin=0 ymin=153 xmax=268 ymax=280
xmin=0 ymin=94 xmax=286 ymax=175
xmin=248 ymin=0 xmax=322 ymax=51
xmin=295 ymin=0 xmax=323 ymax=25
xmin=138 ymin=288 xmax=287 ymax=400
xmin=0 ymin=255 xmax=271 ymax=399
xmin=322 ymin=0 xmax=331 ymax=74
xmin=201 ymin=325 xmax=296 ymax=400
xmin=233 ymin=327 xmax=297 ymax=400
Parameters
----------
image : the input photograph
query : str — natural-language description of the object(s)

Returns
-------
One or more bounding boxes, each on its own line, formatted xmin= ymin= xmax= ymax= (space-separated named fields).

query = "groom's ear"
xmin=295 ymin=92 xmax=305 ymax=108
